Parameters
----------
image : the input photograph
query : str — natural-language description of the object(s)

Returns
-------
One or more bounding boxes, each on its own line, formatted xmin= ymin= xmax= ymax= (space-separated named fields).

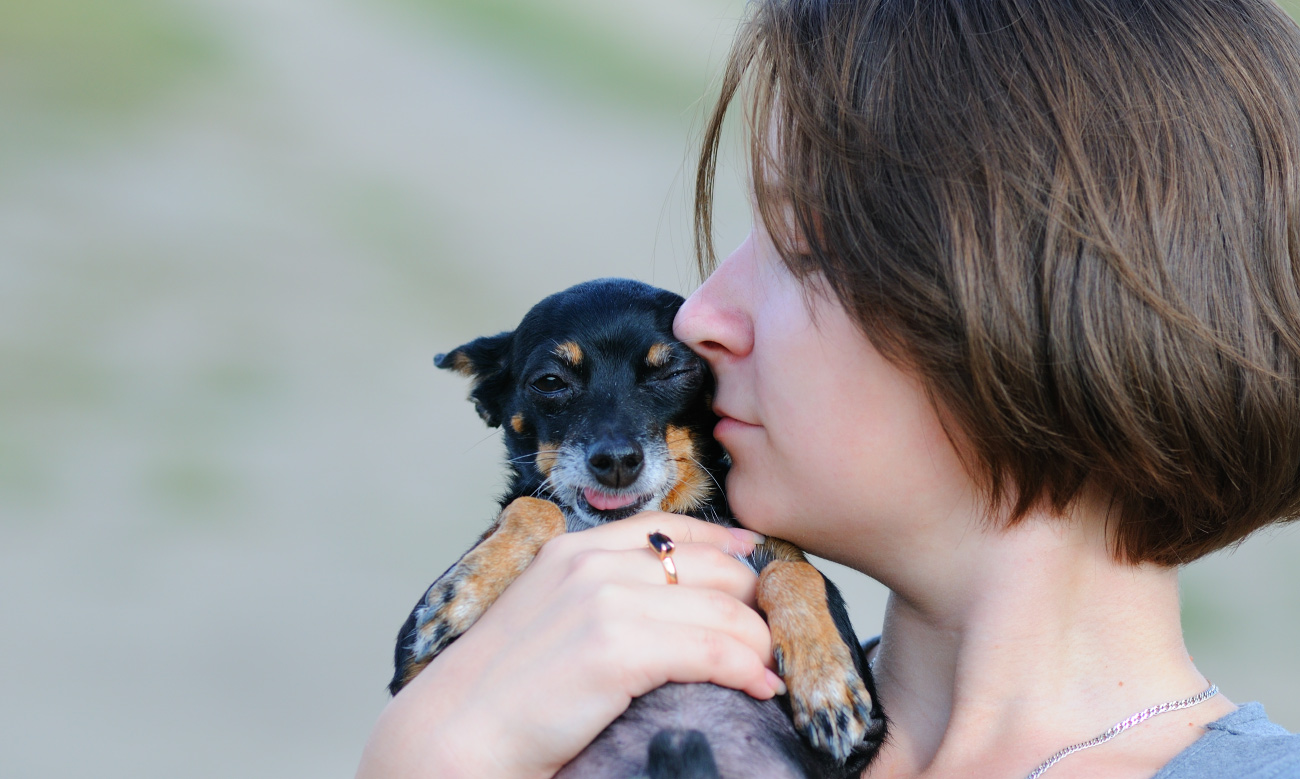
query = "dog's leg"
xmin=754 ymin=539 xmax=882 ymax=762
xmin=392 ymin=496 xmax=566 ymax=692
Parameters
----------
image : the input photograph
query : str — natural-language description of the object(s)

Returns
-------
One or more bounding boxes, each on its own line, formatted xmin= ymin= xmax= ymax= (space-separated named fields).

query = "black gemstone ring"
xmin=648 ymin=531 xmax=678 ymax=585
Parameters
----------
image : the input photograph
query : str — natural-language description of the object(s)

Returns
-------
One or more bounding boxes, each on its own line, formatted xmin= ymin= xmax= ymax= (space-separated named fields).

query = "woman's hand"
xmin=355 ymin=512 xmax=779 ymax=779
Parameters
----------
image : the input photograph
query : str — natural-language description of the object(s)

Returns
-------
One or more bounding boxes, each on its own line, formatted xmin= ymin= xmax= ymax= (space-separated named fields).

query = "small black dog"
xmin=391 ymin=279 xmax=885 ymax=778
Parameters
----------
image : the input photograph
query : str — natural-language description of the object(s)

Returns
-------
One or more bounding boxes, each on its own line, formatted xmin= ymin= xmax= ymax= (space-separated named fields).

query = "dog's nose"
xmin=588 ymin=439 xmax=644 ymax=489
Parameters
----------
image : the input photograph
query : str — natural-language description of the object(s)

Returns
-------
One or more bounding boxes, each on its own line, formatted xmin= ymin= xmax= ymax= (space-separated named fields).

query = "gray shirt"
xmin=1153 ymin=702 xmax=1300 ymax=778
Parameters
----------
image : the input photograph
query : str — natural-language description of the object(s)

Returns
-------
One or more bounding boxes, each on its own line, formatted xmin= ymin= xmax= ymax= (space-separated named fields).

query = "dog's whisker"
xmin=462 ymin=430 xmax=501 ymax=454
xmin=684 ymin=451 xmax=727 ymax=498
xmin=537 ymin=474 xmax=566 ymax=503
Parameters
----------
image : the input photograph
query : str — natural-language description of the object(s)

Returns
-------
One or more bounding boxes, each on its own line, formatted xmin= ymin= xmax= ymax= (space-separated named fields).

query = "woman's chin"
xmin=724 ymin=477 xmax=780 ymax=536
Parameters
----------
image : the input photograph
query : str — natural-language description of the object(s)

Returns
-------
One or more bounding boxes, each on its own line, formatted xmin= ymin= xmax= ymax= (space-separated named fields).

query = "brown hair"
xmin=696 ymin=0 xmax=1300 ymax=565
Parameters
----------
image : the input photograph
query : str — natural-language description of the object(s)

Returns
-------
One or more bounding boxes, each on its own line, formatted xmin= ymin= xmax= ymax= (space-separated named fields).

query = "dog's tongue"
xmin=584 ymin=488 xmax=641 ymax=512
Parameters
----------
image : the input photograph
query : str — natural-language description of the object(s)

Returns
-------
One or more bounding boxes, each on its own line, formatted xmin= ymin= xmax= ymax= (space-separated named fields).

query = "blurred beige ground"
xmin=1 ymin=1 xmax=1297 ymax=776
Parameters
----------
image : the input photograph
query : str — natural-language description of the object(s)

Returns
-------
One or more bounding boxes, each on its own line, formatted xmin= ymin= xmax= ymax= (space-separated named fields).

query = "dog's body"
xmin=391 ymin=279 xmax=885 ymax=778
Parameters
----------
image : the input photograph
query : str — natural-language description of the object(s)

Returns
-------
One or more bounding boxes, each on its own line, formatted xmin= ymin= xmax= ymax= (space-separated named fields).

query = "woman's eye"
xmin=530 ymin=375 xmax=568 ymax=394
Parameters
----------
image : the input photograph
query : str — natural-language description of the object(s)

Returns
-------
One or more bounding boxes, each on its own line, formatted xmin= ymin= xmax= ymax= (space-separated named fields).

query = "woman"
xmin=358 ymin=0 xmax=1300 ymax=776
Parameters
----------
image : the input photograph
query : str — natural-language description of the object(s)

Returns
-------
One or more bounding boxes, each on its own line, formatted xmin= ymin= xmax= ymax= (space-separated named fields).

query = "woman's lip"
xmin=711 ymin=404 xmax=753 ymax=425
xmin=714 ymin=415 xmax=759 ymax=437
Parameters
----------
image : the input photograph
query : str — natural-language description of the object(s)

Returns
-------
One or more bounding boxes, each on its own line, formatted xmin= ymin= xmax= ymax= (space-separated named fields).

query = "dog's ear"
xmin=435 ymin=331 xmax=514 ymax=428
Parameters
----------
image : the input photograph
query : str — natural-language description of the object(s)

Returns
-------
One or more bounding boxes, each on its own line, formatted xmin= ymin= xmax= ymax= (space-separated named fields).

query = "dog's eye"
xmin=652 ymin=363 xmax=702 ymax=384
xmin=530 ymin=375 xmax=568 ymax=394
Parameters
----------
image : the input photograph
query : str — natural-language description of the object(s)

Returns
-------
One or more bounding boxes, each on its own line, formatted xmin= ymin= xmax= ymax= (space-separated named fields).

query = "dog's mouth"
xmin=580 ymin=487 xmax=654 ymax=521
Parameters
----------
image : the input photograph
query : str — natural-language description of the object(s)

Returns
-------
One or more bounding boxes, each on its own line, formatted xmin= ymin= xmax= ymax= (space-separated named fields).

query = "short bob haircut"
xmin=696 ymin=0 xmax=1300 ymax=565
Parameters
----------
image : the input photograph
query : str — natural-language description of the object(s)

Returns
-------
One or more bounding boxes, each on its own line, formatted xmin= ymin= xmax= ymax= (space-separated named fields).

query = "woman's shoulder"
xmin=1154 ymin=703 xmax=1300 ymax=779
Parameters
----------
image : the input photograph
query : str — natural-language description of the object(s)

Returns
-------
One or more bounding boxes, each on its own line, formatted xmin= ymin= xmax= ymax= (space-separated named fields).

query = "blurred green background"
xmin=2 ymin=1 xmax=1297 ymax=776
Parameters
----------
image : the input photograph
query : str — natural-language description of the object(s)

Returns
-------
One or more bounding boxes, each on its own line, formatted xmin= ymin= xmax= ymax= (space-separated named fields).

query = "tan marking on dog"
xmin=402 ymin=498 xmax=566 ymax=690
xmin=553 ymin=341 xmax=583 ymax=367
xmin=661 ymin=425 xmax=713 ymax=513
xmin=760 ymin=537 xmax=808 ymax=564
xmin=448 ymin=351 xmax=474 ymax=376
xmin=646 ymin=342 xmax=672 ymax=367
xmin=535 ymin=442 xmax=559 ymax=476
xmin=510 ymin=413 xmax=526 ymax=433
xmin=758 ymin=558 xmax=874 ymax=757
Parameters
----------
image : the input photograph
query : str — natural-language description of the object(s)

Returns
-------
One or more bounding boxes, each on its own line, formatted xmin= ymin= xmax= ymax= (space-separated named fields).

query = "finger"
xmin=560 ymin=544 xmax=760 ymax=606
xmin=593 ymin=619 xmax=781 ymax=701
xmin=567 ymin=512 xmax=764 ymax=558
xmin=619 ymin=582 xmax=773 ymax=665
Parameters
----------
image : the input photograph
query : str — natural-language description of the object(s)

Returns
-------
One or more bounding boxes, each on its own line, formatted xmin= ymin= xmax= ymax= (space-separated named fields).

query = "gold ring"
xmin=648 ymin=531 xmax=678 ymax=585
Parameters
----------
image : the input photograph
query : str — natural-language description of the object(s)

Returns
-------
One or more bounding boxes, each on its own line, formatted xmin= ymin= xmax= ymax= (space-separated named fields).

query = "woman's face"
xmin=673 ymin=210 xmax=976 ymax=573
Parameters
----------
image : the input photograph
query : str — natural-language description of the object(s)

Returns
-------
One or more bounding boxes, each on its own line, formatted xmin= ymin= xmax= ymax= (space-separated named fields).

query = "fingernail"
xmin=727 ymin=528 xmax=766 ymax=547
xmin=766 ymin=669 xmax=787 ymax=696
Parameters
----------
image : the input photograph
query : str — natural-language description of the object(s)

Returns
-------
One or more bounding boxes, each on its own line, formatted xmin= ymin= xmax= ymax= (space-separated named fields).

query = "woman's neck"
xmin=863 ymin=503 xmax=1231 ymax=779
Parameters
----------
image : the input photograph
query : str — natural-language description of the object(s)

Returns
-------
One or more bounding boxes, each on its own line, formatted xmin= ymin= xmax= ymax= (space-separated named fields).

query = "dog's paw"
xmin=758 ymin=559 xmax=881 ymax=761
xmin=409 ymin=565 xmax=482 ymax=664
xmin=775 ymin=642 xmax=877 ymax=761
xmin=400 ymin=497 xmax=567 ymax=682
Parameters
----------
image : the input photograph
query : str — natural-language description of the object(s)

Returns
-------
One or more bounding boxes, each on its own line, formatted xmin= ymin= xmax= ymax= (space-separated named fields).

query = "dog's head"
xmin=436 ymin=278 xmax=725 ymax=530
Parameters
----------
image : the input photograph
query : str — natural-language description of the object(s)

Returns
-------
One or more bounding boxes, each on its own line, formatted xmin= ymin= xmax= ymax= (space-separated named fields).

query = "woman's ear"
xmin=434 ymin=331 xmax=514 ymax=427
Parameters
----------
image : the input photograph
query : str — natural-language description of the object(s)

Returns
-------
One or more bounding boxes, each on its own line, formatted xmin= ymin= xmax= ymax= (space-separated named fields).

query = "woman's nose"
xmin=673 ymin=235 xmax=755 ymax=362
